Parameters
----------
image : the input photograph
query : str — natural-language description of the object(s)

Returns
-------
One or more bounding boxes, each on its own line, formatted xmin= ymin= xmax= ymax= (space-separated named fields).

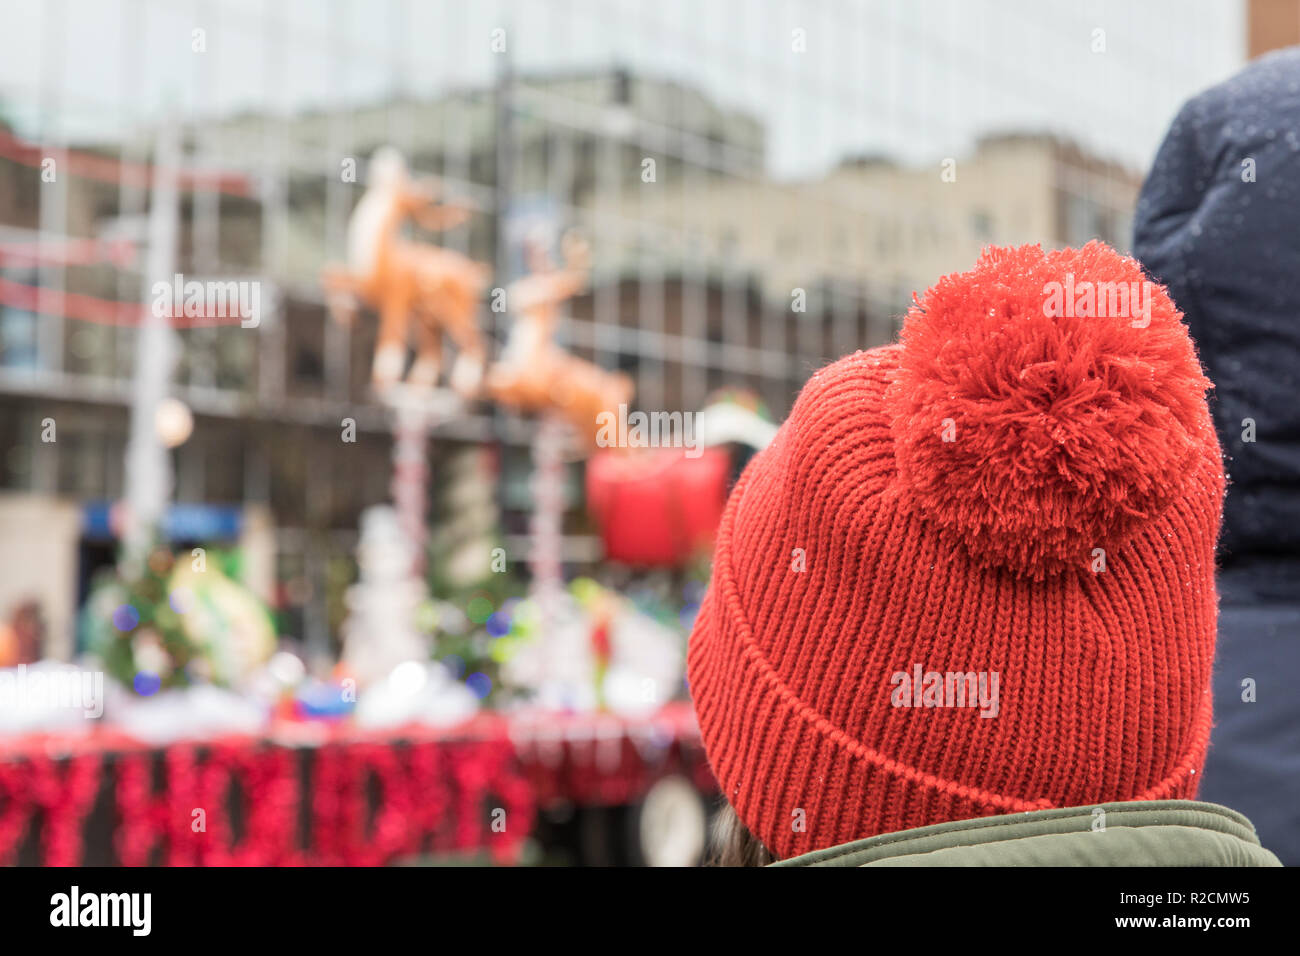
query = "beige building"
xmin=587 ymin=132 xmax=1141 ymax=322
xmin=0 ymin=494 xmax=81 ymax=660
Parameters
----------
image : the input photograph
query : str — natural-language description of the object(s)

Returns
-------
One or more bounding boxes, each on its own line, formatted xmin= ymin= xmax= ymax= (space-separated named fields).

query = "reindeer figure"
xmin=487 ymin=231 xmax=634 ymax=447
xmin=322 ymin=147 xmax=488 ymax=396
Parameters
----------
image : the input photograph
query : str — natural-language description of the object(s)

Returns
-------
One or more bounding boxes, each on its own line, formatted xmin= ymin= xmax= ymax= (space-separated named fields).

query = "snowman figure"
xmin=341 ymin=505 xmax=431 ymax=686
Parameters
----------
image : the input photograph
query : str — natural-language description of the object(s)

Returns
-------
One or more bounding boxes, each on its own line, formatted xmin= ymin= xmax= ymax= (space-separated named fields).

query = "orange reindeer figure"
xmin=487 ymin=231 xmax=634 ymax=448
xmin=322 ymin=148 xmax=489 ymax=396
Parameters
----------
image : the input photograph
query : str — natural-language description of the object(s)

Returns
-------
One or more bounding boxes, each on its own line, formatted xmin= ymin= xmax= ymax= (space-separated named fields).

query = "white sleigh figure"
xmin=501 ymin=590 xmax=683 ymax=715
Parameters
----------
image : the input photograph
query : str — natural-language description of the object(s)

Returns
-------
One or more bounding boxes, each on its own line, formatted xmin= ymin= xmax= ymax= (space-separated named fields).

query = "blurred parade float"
xmin=313 ymin=148 xmax=742 ymax=722
xmin=0 ymin=145 xmax=778 ymax=866
xmin=2 ymin=145 xmax=742 ymax=730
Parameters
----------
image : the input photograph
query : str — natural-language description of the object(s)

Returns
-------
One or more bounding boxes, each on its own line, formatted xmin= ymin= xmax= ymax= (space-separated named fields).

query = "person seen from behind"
xmin=1133 ymin=46 xmax=1300 ymax=866
xmin=689 ymin=241 xmax=1281 ymax=867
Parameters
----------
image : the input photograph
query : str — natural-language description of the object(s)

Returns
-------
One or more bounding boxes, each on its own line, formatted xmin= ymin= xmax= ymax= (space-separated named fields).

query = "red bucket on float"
xmin=585 ymin=447 xmax=730 ymax=566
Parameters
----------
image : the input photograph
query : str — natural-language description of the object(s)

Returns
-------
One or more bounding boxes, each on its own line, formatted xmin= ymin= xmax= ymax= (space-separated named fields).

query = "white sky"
xmin=0 ymin=0 xmax=1246 ymax=178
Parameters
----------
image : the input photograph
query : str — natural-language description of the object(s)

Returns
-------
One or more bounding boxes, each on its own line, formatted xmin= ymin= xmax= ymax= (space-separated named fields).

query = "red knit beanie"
xmin=688 ymin=242 xmax=1225 ymax=860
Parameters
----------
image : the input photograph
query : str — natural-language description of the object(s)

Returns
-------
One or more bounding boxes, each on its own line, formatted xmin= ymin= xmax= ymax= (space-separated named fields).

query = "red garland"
xmin=310 ymin=739 xmax=536 ymax=865
xmin=0 ymin=759 xmax=35 ymax=865
xmin=115 ymin=747 xmax=193 ymax=867
xmin=311 ymin=742 xmax=416 ymax=866
xmin=192 ymin=744 xmax=301 ymax=866
xmin=403 ymin=740 xmax=452 ymax=855
xmin=0 ymin=752 xmax=102 ymax=866
xmin=446 ymin=738 xmax=535 ymax=863
xmin=0 ymin=716 xmax=705 ymax=865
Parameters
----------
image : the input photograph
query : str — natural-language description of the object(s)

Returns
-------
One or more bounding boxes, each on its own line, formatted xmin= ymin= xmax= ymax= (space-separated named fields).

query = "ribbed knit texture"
xmin=688 ymin=243 xmax=1225 ymax=860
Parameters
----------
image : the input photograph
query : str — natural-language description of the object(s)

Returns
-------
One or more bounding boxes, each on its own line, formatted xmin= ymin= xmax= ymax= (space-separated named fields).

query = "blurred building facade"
xmin=0 ymin=47 xmax=1143 ymax=659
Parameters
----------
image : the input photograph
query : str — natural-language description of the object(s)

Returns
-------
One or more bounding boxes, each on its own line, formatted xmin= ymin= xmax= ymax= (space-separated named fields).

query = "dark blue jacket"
xmin=1134 ymin=47 xmax=1300 ymax=865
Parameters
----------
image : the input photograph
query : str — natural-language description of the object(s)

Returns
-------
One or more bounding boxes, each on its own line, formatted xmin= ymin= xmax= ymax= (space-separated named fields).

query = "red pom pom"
xmin=885 ymin=242 xmax=1214 ymax=577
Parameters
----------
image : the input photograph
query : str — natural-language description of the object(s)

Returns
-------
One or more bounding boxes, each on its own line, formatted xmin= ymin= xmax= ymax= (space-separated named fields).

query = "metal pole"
xmin=122 ymin=118 xmax=181 ymax=570
xmin=529 ymin=415 xmax=567 ymax=638
xmin=492 ymin=33 xmax=517 ymax=589
xmin=493 ymin=34 xmax=516 ymax=299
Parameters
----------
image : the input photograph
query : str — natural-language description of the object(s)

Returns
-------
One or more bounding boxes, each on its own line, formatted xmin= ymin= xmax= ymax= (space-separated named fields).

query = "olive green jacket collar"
xmin=773 ymin=801 xmax=1281 ymax=867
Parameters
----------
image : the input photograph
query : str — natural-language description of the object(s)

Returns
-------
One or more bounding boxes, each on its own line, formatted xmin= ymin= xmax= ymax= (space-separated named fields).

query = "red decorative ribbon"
xmin=0 ymin=706 xmax=712 ymax=865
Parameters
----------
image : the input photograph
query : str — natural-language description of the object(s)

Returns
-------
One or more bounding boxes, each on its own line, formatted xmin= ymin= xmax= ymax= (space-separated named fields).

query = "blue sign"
xmin=82 ymin=502 xmax=243 ymax=542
